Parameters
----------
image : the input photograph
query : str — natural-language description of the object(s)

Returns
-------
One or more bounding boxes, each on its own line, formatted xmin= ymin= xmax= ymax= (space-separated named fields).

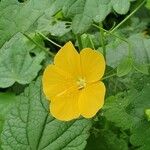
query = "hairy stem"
xmin=37 ymin=32 xmax=62 ymax=48
xmin=99 ymin=23 xmax=106 ymax=59
xmin=110 ymin=0 xmax=146 ymax=33
xmin=23 ymin=33 xmax=55 ymax=57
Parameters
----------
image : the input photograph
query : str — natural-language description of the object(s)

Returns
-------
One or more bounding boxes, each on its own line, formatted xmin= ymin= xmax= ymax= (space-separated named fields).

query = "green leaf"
xmin=0 ymin=92 xmax=17 ymax=148
xmin=0 ymin=0 xmax=65 ymax=47
xmin=112 ymin=0 xmax=130 ymax=14
xmin=130 ymin=121 xmax=150 ymax=150
xmin=103 ymin=84 xmax=150 ymax=130
xmin=0 ymin=93 xmax=16 ymax=118
xmin=121 ymin=73 xmax=150 ymax=91
xmin=146 ymin=0 xmax=150 ymax=9
xmin=145 ymin=109 xmax=150 ymax=121
xmin=106 ymin=34 xmax=150 ymax=74
xmin=129 ymin=84 xmax=150 ymax=122
xmin=130 ymin=85 xmax=150 ymax=149
xmin=63 ymin=0 xmax=134 ymax=34
xmin=93 ymin=0 xmax=112 ymax=23
xmin=37 ymin=17 xmax=71 ymax=36
xmin=103 ymin=92 xmax=135 ymax=130
xmin=117 ymin=56 xmax=133 ymax=77
xmin=0 ymin=33 xmax=45 ymax=88
xmin=1 ymin=78 xmax=92 ymax=150
xmin=86 ymin=130 xmax=128 ymax=150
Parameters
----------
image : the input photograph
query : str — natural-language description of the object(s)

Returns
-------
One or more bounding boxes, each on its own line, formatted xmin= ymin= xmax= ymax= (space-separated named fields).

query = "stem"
xmin=93 ymin=24 xmax=132 ymax=56
xmin=110 ymin=0 xmax=146 ymax=33
xmin=101 ymin=73 xmax=117 ymax=80
xmin=23 ymin=33 xmax=55 ymax=57
xmin=99 ymin=23 xmax=106 ymax=59
xmin=76 ymin=35 xmax=83 ymax=50
xmin=93 ymin=24 xmax=128 ymax=43
xmin=37 ymin=32 xmax=62 ymax=48
xmin=88 ymin=34 xmax=95 ymax=50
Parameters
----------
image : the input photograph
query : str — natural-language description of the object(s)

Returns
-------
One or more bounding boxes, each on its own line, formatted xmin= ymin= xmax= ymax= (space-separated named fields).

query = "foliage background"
xmin=0 ymin=0 xmax=150 ymax=149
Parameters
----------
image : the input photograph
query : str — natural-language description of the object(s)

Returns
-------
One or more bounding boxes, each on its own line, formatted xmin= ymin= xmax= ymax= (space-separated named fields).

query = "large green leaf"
xmin=1 ymin=78 xmax=92 ymax=150
xmin=106 ymin=34 xmax=150 ymax=74
xmin=0 ymin=93 xmax=16 ymax=118
xmin=0 ymin=0 xmax=65 ymax=47
xmin=37 ymin=17 xmax=71 ymax=37
xmin=62 ymin=0 xmax=134 ymax=34
xmin=0 ymin=33 xmax=45 ymax=88
xmin=0 ymin=93 xmax=16 ymax=148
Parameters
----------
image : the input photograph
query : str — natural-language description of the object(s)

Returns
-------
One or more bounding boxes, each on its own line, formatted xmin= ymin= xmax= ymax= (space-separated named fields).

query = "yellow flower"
xmin=42 ymin=41 xmax=106 ymax=121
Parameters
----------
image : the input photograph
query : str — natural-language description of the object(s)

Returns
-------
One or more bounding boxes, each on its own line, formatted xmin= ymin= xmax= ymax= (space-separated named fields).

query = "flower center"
xmin=77 ymin=78 xmax=86 ymax=90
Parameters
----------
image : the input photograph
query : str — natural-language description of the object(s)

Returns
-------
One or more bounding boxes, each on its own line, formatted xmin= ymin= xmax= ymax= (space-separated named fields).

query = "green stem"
xmin=102 ymin=73 xmax=117 ymax=80
xmin=37 ymin=32 xmax=62 ymax=48
xmin=23 ymin=33 xmax=55 ymax=57
xmin=93 ymin=24 xmax=132 ymax=56
xmin=110 ymin=0 xmax=146 ymax=33
xmin=88 ymin=34 xmax=95 ymax=50
xmin=93 ymin=24 xmax=128 ymax=43
xmin=76 ymin=35 xmax=83 ymax=50
xmin=99 ymin=23 xmax=106 ymax=59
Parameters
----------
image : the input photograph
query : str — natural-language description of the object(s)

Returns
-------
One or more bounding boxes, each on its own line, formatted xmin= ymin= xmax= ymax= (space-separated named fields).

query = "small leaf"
xmin=0 ymin=33 xmax=45 ymax=88
xmin=112 ymin=0 xmax=130 ymax=14
xmin=146 ymin=0 xmax=150 ymax=9
xmin=145 ymin=109 xmax=150 ymax=121
xmin=1 ymin=78 xmax=92 ymax=150
xmin=117 ymin=57 xmax=133 ymax=77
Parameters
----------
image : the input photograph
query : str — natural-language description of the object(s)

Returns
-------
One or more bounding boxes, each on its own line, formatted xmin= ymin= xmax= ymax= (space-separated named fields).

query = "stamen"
xmin=77 ymin=78 xmax=86 ymax=90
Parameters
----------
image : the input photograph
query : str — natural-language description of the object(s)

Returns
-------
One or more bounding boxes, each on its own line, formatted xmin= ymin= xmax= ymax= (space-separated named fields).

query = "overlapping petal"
xmin=42 ymin=64 xmax=75 ymax=100
xmin=50 ymin=88 xmax=80 ymax=121
xmin=78 ymin=82 xmax=106 ymax=118
xmin=54 ymin=41 xmax=81 ymax=78
xmin=80 ymin=48 xmax=105 ymax=82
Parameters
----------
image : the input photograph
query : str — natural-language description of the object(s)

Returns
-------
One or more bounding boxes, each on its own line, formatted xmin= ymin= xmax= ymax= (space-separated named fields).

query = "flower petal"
xmin=79 ymin=82 xmax=106 ymax=118
xmin=54 ymin=41 xmax=81 ymax=78
xmin=50 ymin=88 xmax=80 ymax=121
xmin=42 ymin=64 xmax=75 ymax=100
xmin=80 ymin=48 xmax=105 ymax=82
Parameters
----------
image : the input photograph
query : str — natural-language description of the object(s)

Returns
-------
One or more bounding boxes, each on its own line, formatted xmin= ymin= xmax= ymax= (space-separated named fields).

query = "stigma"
xmin=77 ymin=78 xmax=86 ymax=90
